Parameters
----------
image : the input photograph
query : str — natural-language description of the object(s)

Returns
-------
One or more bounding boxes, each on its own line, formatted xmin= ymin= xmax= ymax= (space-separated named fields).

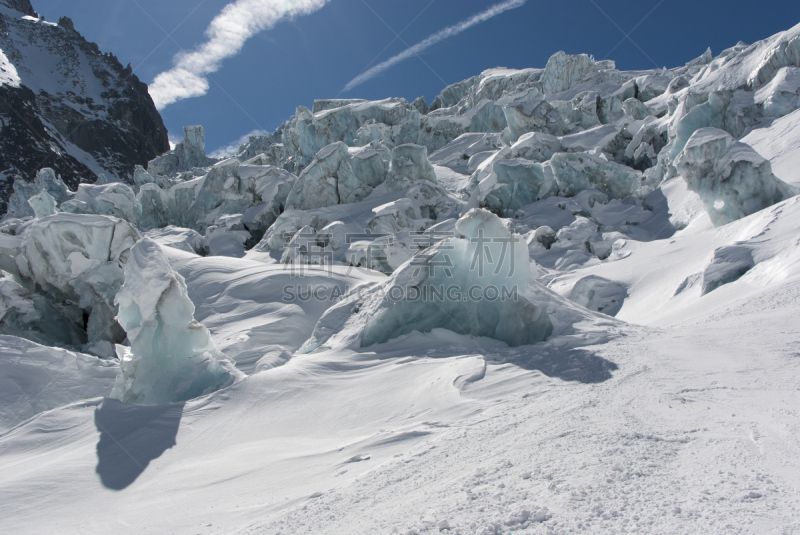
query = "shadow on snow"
xmin=94 ymin=397 xmax=184 ymax=490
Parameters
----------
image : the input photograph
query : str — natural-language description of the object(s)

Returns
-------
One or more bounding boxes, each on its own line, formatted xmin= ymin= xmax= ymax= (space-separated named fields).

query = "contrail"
xmin=149 ymin=0 xmax=331 ymax=110
xmin=343 ymin=0 xmax=527 ymax=92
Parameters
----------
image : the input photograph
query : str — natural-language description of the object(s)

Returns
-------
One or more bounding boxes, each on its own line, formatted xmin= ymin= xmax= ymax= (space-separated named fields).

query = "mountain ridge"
xmin=0 ymin=0 xmax=168 ymax=214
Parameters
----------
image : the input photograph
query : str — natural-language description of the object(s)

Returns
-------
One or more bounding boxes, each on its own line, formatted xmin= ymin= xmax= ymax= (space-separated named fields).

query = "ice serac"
xmin=148 ymin=126 xmax=213 ymax=177
xmin=18 ymin=213 xmax=140 ymax=343
xmin=674 ymin=128 xmax=795 ymax=225
xmin=386 ymin=144 xmax=437 ymax=191
xmin=111 ymin=239 xmax=239 ymax=405
xmin=359 ymin=209 xmax=553 ymax=348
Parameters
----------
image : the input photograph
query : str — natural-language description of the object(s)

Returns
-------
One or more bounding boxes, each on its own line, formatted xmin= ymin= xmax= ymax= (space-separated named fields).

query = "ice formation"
xmin=111 ymin=238 xmax=238 ymax=404
xmin=1 ymin=18 xmax=800 ymax=408
xmin=354 ymin=209 xmax=554 ymax=348
xmin=674 ymin=127 xmax=795 ymax=225
xmin=17 ymin=213 xmax=140 ymax=343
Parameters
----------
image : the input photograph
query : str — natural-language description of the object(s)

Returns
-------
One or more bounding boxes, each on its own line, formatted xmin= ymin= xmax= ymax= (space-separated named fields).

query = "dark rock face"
xmin=0 ymin=0 xmax=169 ymax=213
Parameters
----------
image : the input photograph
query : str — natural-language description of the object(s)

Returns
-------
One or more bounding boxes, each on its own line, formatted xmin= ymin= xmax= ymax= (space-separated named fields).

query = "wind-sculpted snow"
xmin=111 ymin=239 xmax=239 ymax=404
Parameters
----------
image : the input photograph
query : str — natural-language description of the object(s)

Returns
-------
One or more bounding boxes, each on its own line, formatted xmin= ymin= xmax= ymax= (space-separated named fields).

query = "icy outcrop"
xmin=674 ymin=128 xmax=795 ymax=225
xmin=479 ymin=159 xmax=553 ymax=217
xmin=18 ymin=213 xmax=140 ymax=343
xmin=27 ymin=189 xmax=58 ymax=218
xmin=6 ymin=168 xmax=73 ymax=219
xmin=358 ymin=209 xmax=553 ymax=347
xmin=111 ymin=239 xmax=238 ymax=405
xmin=386 ymin=144 xmax=437 ymax=190
xmin=501 ymin=96 xmax=565 ymax=143
xmin=60 ymin=182 xmax=139 ymax=223
xmin=566 ymin=275 xmax=628 ymax=316
xmin=540 ymin=51 xmax=600 ymax=94
xmin=550 ymin=152 xmax=642 ymax=199
xmin=755 ymin=67 xmax=800 ymax=117
xmin=0 ymin=271 xmax=85 ymax=346
xmin=429 ymin=133 xmax=502 ymax=174
xmin=148 ymin=125 xmax=213 ymax=177
xmin=286 ymin=142 xmax=384 ymax=210
xmin=145 ymin=226 xmax=205 ymax=255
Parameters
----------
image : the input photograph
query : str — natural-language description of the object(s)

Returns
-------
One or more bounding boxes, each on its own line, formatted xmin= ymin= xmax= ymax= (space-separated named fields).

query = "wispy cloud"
xmin=343 ymin=0 xmax=527 ymax=92
xmin=209 ymin=129 xmax=269 ymax=158
xmin=149 ymin=0 xmax=331 ymax=110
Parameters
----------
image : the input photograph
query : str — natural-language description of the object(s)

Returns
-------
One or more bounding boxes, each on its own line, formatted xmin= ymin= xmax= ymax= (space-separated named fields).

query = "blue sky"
xmin=33 ymin=0 xmax=800 ymax=156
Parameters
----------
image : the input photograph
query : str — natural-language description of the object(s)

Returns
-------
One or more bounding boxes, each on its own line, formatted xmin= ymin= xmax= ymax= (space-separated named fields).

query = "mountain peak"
xmin=2 ymin=0 xmax=37 ymax=17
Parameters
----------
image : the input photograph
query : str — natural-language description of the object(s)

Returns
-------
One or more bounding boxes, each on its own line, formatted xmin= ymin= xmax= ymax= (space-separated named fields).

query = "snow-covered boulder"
xmin=674 ymin=128 xmax=795 ymax=225
xmin=111 ymin=239 xmax=239 ymax=404
xmin=566 ymin=275 xmax=628 ymax=316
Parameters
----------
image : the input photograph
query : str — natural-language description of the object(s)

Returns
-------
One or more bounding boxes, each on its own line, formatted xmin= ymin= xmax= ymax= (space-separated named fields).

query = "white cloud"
xmin=209 ymin=129 xmax=269 ymax=159
xmin=149 ymin=0 xmax=331 ymax=110
xmin=343 ymin=0 xmax=527 ymax=93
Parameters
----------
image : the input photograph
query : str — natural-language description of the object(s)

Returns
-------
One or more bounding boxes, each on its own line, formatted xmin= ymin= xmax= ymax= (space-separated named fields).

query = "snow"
xmin=0 ymin=334 xmax=116 ymax=432
xmin=741 ymin=108 xmax=800 ymax=186
xmin=0 ymin=46 xmax=20 ymax=87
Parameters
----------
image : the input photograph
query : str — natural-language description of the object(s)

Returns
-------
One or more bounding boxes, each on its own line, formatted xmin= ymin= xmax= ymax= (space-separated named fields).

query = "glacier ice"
xmin=386 ymin=144 xmax=437 ymax=191
xmin=61 ymin=182 xmax=139 ymax=223
xmin=549 ymin=152 xmax=642 ymax=199
xmin=6 ymin=167 xmax=72 ymax=219
xmin=111 ymin=238 xmax=239 ymax=404
xmin=0 ymin=335 xmax=118 ymax=432
xmin=148 ymin=125 xmax=212 ymax=177
xmin=479 ymin=159 xmax=553 ymax=217
xmin=27 ymin=189 xmax=58 ymax=218
xmin=674 ymin=128 xmax=795 ymax=225
xmin=18 ymin=213 xmax=140 ymax=343
xmin=358 ymin=209 xmax=553 ymax=348
xmin=0 ymin=270 xmax=85 ymax=346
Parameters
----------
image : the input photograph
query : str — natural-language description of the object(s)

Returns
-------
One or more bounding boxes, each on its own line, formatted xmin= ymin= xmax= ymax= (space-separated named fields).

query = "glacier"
xmin=1 ymin=9 xmax=800 ymax=534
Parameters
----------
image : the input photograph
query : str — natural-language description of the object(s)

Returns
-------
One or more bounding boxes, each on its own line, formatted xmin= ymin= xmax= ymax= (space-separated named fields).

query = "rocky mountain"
xmin=0 ymin=0 xmax=168 ymax=213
